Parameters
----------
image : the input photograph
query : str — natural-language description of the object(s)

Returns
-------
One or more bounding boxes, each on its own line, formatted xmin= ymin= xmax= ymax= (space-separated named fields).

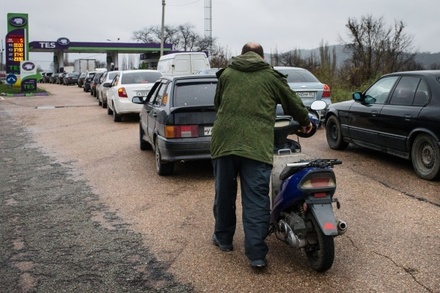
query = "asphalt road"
xmin=1 ymin=83 xmax=439 ymax=293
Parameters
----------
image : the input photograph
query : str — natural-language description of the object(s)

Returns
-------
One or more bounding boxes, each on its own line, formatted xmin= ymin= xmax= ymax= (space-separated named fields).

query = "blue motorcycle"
xmin=269 ymin=101 xmax=347 ymax=272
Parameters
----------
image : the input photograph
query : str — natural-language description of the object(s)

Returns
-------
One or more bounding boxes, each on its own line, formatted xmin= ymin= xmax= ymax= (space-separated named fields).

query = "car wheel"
xmin=107 ymin=104 xmax=113 ymax=115
xmin=139 ymin=124 xmax=152 ymax=150
xmin=112 ymin=105 xmax=122 ymax=122
xmin=155 ymin=139 xmax=174 ymax=176
xmin=325 ymin=115 xmax=349 ymax=150
xmin=411 ymin=134 xmax=440 ymax=180
xmin=102 ymin=101 xmax=107 ymax=109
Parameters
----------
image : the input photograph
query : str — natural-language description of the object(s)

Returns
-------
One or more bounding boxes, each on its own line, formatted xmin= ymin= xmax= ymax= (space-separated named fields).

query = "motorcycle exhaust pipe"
xmin=278 ymin=220 xmax=306 ymax=249
xmin=337 ymin=220 xmax=348 ymax=235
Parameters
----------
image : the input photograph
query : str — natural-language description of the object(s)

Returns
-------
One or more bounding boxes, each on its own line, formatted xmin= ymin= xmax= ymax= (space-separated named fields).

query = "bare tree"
xmin=315 ymin=41 xmax=338 ymax=88
xmin=164 ymin=26 xmax=180 ymax=49
xmin=278 ymin=49 xmax=303 ymax=66
xmin=132 ymin=26 xmax=159 ymax=43
xmin=197 ymin=36 xmax=216 ymax=52
xmin=341 ymin=15 xmax=419 ymax=86
xmin=177 ymin=23 xmax=197 ymax=51
xmin=209 ymin=45 xmax=231 ymax=68
xmin=132 ymin=23 xmax=214 ymax=52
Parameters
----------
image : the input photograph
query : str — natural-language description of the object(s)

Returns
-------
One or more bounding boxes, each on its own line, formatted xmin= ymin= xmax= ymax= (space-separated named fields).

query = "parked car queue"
xmin=64 ymin=67 xmax=440 ymax=180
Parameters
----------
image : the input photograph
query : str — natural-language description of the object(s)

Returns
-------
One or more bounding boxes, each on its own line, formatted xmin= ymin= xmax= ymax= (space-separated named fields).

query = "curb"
xmin=0 ymin=92 xmax=50 ymax=97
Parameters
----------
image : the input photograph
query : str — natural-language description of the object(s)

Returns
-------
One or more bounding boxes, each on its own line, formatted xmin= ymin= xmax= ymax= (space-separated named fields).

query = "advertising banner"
xmin=20 ymin=60 xmax=37 ymax=91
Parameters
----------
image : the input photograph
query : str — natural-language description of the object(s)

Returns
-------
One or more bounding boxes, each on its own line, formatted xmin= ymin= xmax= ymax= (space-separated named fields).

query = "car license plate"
xmin=136 ymin=91 xmax=147 ymax=96
xmin=296 ymin=92 xmax=315 ymax=98
xmin=204 ymin=126 xmax=213 ymax=136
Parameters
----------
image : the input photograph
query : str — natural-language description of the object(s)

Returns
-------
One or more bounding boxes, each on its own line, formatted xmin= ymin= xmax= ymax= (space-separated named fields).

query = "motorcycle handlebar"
xmin=295 ymin=121 xmax=317 ymax=138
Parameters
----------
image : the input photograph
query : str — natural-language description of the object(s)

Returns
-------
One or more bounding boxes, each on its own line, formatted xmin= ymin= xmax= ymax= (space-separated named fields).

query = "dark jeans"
xmin=212 ymin=155 xmax=272 ymax=261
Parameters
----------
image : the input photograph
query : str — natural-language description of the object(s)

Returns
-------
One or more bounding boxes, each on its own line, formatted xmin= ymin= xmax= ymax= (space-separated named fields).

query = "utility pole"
xmin=160 ymin=0 xmax=165 ymax=57
xmin=0 ymin=39 xmax=4 ymax=72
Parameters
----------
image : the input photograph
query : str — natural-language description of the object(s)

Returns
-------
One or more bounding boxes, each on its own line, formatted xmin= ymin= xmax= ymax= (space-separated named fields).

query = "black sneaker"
xmin=212 ymin=235 xmax=233 ymax=252
xmin=250 ymin=259 xmax=267 ymax=268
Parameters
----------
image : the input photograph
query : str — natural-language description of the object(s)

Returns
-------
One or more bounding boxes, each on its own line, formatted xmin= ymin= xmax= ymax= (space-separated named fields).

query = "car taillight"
xmin=322 ymin=84 xmax=331 ymax=98
xmin=118 ymin=87 xmax=128 ymax=98
xmin=165 ymin=125 xmax=198 ymax=138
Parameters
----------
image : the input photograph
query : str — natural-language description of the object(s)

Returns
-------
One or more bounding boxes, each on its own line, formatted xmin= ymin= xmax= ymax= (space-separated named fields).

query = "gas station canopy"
xmin=28 ymin=38 xmax=173 ymax=72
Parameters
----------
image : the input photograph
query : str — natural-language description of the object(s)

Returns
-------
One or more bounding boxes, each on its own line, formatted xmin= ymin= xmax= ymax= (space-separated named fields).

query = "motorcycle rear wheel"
xmin=305 ymin=218 xmax=335 ymax=272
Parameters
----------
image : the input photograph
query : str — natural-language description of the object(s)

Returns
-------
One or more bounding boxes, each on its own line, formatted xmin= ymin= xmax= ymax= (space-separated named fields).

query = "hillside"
xmin=285 ymin=45 xmax=440 ymax=69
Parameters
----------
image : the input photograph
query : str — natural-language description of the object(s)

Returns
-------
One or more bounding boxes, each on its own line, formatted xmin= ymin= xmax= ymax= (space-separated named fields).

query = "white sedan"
xmin=106 ymin=70 xmax=163 ymax=122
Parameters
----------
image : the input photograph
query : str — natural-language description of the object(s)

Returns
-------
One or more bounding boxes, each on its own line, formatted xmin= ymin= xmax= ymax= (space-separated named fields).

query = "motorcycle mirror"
xmin=310 ymin=100 xmax=327 ymax=111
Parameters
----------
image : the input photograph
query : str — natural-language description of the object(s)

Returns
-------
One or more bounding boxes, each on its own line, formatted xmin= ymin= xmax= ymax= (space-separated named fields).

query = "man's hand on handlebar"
xmin=301 ymin=122 xmax=313 ymax=134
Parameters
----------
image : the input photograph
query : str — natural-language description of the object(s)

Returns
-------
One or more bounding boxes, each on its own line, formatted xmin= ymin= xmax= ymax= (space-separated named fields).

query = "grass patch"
xmin=331 ymin=87 xmax=354 ymax=103
xmin=0 ymin=83 xmax=48 ymax=95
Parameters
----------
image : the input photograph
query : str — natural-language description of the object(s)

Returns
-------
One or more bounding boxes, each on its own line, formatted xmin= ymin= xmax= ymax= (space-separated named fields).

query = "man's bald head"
xmin=241 ymin=42 xmax=264 ymax=58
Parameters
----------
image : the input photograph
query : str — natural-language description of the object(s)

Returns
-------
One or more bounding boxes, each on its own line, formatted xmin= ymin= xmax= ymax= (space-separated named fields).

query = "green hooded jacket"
xmin=211 ymin=51 xmax=310 ymax=165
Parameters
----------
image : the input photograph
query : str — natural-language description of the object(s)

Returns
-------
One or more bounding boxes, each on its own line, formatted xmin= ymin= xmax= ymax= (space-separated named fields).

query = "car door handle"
xmin=371 ymin=110 xmax=378 ymax=116
xmin=152 ymin=112 xmax=157 ymax=117
xmin=404 ymin=114 xmax=412 ymax=120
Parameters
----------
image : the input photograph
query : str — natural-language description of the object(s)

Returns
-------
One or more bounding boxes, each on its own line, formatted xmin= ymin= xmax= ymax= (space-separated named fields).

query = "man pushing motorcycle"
xmin=211 ymin=42 xmax=312 ymax=269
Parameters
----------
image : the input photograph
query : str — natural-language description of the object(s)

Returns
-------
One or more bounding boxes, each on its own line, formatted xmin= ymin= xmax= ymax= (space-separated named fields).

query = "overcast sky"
xmin=2 ymin=0 xmax=439 ymax=70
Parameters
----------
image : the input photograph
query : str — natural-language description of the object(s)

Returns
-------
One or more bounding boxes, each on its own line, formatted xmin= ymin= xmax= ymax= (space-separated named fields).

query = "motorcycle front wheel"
xmin=305 ymin=217 xmax=335 ymax=272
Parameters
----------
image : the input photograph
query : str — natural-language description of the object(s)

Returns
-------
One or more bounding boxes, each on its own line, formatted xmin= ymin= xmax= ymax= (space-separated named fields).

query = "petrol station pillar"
xmin=106 ymin=52 xmax=119 ymax=70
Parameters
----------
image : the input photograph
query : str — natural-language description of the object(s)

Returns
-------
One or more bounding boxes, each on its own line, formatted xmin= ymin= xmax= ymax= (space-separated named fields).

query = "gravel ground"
xmin=1 ymin=83 xmax=439 ymax=293
xmin=0 ymin=109 xmax=193 ymax=292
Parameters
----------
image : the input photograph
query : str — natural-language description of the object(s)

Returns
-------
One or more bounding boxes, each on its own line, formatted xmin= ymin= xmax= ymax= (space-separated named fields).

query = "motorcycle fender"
xmin=310 ymin=204 xmax=338 ymax=236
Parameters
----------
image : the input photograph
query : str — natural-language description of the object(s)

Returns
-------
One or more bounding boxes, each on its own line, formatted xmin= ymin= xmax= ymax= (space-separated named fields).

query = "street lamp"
xmin=0 ymin=39 xmax=4 ymax=72
xmin=160 ymin=0 xmax=165 ymax=57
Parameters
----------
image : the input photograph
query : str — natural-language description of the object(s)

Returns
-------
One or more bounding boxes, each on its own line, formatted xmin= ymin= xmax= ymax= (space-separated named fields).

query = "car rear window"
xmin=278 ymin=69 xmax=319 ymax=83
xmin=94 ymin=73 xmax=104 ymax=81
xmin=121 ymin=72 xmax=162 ymax=84
xmin=108 ymin=72 xmax=119 ymax=80
xmin=173 ymin=82 xmax=217 ymax=107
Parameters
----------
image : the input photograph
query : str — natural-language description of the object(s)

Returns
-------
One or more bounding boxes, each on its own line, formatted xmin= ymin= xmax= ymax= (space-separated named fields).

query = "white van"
xmin=157 ymin=52 xmax=210 ymax=76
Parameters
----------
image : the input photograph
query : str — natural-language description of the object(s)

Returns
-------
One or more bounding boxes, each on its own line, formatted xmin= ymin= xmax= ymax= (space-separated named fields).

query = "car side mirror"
xmin=353 ymin=91 xmax=376 ymax=105
xmin=352 ymin=92 xmax=363 ymax=101
xmin=132 ymin=96 xmax=146 ymax=104
xmin=310 ymin=100 xmax=327 ymax=111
